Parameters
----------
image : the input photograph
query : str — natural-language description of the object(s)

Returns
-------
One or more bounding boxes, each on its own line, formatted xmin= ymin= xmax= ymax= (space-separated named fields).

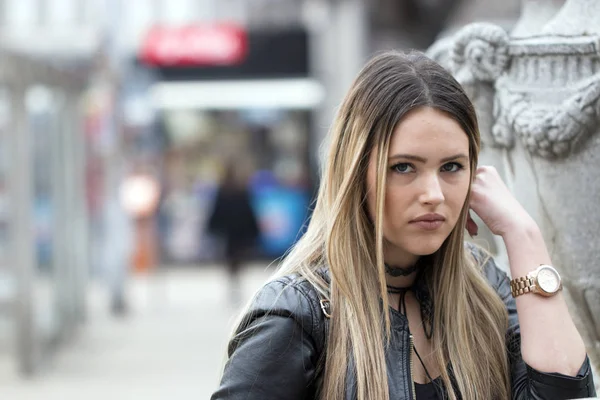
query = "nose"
xmin=419 ymin=173 xmax=444 ymax=205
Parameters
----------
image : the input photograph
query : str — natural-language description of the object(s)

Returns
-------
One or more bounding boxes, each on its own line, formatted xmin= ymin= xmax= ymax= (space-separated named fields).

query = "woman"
xmin=210 ymin=51 xmax=596 ymax=399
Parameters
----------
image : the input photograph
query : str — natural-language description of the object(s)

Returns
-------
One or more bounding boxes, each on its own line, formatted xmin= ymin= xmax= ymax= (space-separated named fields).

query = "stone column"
xmin=67 ymin=90 xmax=89 ymax=325
xmin=8 ymin=85 xmax=39 ymax=376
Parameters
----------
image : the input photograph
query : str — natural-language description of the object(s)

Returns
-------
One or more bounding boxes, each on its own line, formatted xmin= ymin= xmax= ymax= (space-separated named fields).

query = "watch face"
xmin=537 ymin=266 xmax=561 ymax=293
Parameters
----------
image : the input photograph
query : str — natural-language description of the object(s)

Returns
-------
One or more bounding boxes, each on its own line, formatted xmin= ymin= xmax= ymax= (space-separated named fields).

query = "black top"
xmin=415 ymin=377 xmax=443 ymax=399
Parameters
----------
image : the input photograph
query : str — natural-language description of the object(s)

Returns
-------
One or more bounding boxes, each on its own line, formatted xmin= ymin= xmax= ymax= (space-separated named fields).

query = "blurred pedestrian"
xmin=207 ymin=161 xmax=260 ymax=305
xmin=103 ymin=190 xmax=132 ymax=315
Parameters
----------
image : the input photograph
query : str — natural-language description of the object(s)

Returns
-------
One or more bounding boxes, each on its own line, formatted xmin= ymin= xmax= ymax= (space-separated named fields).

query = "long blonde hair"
xmin=259 ymin=51 xmax=510 ymax=399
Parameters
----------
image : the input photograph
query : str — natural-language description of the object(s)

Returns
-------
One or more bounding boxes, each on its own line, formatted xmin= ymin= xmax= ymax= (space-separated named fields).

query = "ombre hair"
xmin=252 ymin=51 xmax=510 ymax=399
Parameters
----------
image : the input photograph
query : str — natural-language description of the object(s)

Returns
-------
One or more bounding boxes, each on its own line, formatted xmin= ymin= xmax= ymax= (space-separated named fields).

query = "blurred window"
xmin=161 ymin=0 xmax=198 ymax=24
xmin=82 ymin=0 xmax=108 ymax=26
xmin=47 ymin=0 xmax=77 ymax=25
xmin=4 ymin=0 xmax=39 ymax=27
xmin=124 ymin=0 xmax=156 ymax=42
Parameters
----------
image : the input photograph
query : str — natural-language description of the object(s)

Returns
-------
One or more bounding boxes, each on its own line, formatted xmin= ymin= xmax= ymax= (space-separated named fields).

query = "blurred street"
xmin=0 ymin=263 xmax=272 ymax=400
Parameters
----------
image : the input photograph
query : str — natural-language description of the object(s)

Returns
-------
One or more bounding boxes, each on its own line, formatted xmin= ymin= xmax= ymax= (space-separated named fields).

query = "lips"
xmin=410 ymin=213 xmax=445 ymax=223
xmin=410 ymin=213 xmax=445 ymax=231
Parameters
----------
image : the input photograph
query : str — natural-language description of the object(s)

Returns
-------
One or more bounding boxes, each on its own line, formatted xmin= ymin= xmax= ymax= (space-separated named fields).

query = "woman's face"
xmin=366 ymin=106 xmax=471 ymax=267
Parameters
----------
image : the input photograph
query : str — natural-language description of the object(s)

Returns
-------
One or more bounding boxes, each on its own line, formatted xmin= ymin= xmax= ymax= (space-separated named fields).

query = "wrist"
xmin=502 ymin=219 xmax=553 ymax=277
xmin=500 ymin=216 xmax=539 ymax=240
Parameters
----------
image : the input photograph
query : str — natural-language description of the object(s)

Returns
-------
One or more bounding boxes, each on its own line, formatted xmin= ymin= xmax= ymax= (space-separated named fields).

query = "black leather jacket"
xmin=211 ymin=246 xmax=596 ymax=399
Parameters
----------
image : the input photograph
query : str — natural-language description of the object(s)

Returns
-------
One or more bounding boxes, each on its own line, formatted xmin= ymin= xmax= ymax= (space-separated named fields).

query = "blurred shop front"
xmin=134 ymin=24 xmax=323 ymax=264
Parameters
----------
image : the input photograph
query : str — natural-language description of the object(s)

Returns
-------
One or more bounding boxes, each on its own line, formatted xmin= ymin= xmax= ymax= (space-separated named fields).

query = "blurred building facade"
xmin=0 ymin=0 xmax=119 ymax=377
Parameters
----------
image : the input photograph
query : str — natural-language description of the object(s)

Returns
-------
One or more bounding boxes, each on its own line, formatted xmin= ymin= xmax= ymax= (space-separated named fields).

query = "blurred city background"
xmin=0 ymin=0 xmax=564 ymax=399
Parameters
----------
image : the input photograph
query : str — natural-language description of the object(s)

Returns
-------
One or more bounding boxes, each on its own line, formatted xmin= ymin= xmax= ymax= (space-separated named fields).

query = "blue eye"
xmin=391 ymin=163 xmax=415 ymax=174
xmin=441 ymin=162 xmax=464 ymax=172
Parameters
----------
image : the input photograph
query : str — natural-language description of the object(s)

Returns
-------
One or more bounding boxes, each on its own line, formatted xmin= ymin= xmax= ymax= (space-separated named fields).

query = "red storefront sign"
xmin=140 ymin=24 xmax=248 ymax=66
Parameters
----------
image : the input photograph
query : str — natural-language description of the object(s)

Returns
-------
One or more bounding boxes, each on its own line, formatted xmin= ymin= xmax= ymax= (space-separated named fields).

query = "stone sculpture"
xmin=428 ymin=0 xmax=600 ymax=380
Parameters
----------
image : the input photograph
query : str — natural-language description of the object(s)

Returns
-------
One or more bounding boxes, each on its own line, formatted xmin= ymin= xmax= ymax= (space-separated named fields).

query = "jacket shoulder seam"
xmin=268 ymin=277 xmax=319 ymax=338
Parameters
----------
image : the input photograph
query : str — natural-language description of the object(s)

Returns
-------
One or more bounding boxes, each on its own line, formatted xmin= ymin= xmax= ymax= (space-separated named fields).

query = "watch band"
xmin=510 ymin=275 xmax=535 ymax=297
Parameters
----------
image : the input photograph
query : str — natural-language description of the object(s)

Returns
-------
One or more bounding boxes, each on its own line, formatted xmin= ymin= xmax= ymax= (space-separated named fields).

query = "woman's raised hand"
xmin=468 ymin=166 xmax=536 ymax=237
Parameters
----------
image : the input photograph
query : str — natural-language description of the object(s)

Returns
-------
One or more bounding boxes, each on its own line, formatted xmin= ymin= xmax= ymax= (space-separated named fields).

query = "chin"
xmin=400 ymin=236 xmax=446 ymax=257
xmin=413 ymin=243 xmax=443 ymax=256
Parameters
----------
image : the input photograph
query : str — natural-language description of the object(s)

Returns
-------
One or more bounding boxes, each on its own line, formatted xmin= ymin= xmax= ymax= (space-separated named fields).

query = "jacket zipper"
xmin=409 ymin=334 xmax=416 ymax=400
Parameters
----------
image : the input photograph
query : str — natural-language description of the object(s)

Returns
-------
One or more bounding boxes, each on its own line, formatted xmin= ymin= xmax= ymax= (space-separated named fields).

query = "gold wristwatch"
xmin=510 ymin=264 xmax=562 ymax=298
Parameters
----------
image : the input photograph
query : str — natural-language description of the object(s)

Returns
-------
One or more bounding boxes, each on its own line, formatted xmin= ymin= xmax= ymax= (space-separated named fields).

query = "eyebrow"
xmin=388 ymin=153 xmax=469 ymax=163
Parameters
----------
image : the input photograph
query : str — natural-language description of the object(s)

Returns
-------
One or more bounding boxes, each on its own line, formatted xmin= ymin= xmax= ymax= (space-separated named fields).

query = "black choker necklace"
xmin=384 ymin=263 xmax=419 ymax=277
